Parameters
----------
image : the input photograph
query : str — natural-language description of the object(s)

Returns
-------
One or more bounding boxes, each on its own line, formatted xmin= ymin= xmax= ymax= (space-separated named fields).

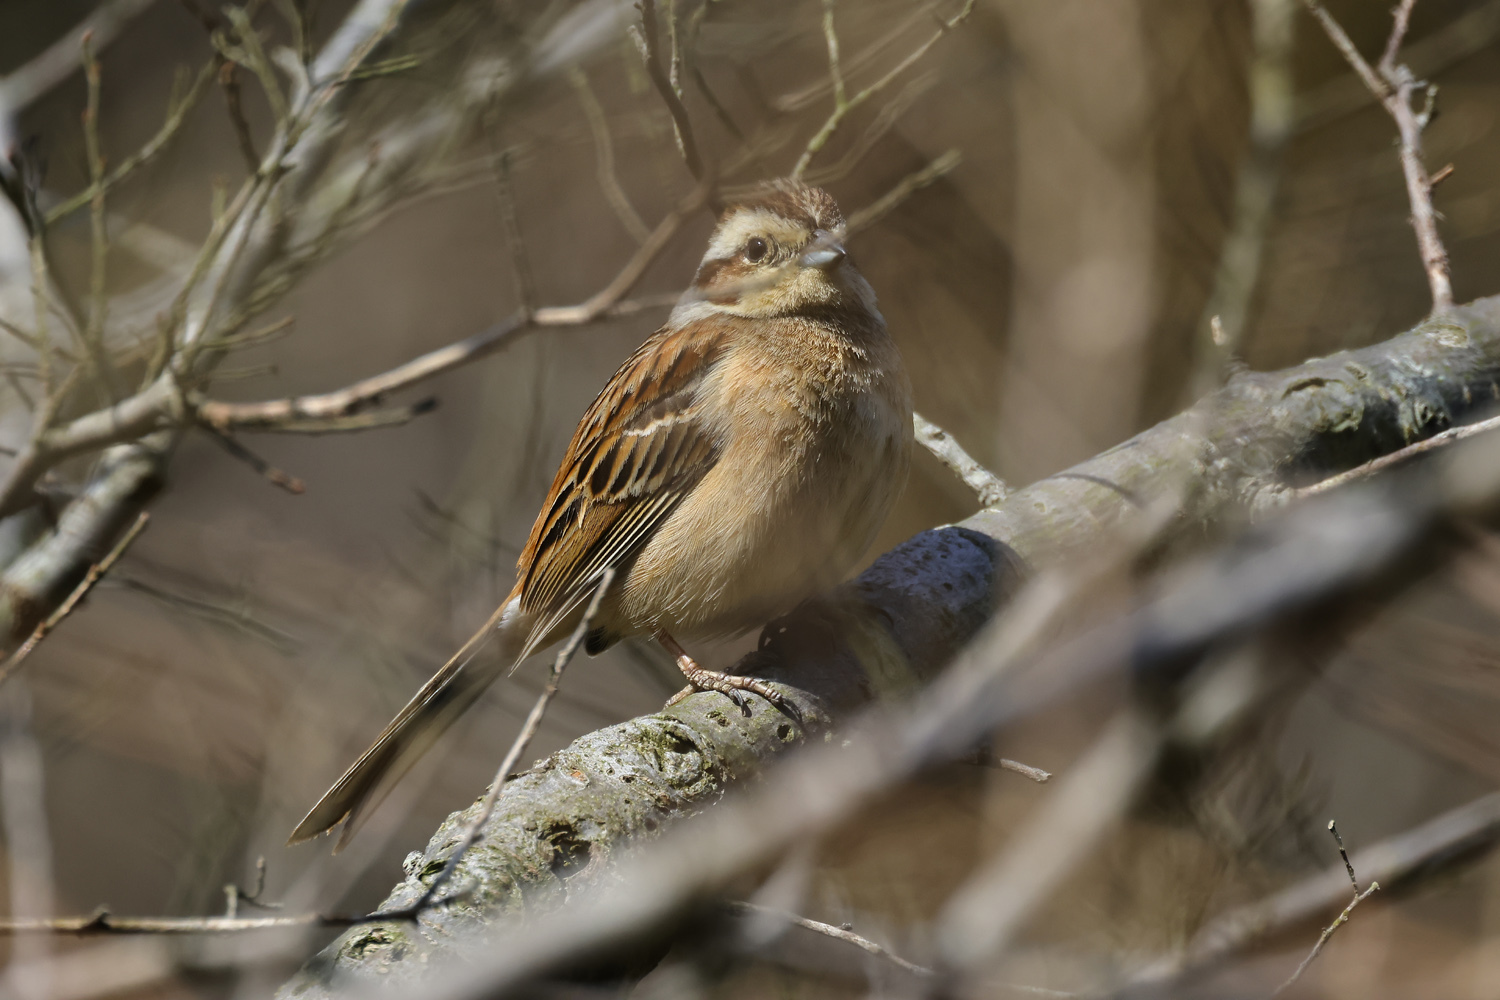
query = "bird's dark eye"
xmin=744 ymin=237 xmax=769 ymax=263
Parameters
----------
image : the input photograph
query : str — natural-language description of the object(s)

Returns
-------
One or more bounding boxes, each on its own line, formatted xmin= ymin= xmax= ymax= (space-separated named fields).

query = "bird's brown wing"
xmin=286 ymin=324 xmax=730 ymax=850
xmin=513 ymin=322 xmax=730 ymax=657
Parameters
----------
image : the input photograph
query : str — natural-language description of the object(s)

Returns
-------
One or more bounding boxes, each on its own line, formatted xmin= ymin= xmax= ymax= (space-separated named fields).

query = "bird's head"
xmin=673 ymin=180 xmax=879 ymax=324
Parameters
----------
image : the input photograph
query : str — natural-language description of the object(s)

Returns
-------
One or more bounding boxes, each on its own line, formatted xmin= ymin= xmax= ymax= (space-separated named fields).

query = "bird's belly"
xmin=616 ymin=417 xmax=906 ymax=639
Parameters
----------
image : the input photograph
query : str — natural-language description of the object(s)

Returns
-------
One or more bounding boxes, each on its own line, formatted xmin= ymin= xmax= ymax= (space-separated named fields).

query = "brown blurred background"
xmin=4 ymin=0 xmax=1500 ymax=996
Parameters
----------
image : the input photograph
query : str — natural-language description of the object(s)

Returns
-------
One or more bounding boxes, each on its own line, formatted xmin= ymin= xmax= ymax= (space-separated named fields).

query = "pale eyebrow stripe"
xmin=702 ymin=210 xmax=813 ymax=263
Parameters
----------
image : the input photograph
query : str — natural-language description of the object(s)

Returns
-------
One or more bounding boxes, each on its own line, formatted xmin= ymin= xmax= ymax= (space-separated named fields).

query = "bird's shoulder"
xmin=513 ymin=319 xmax=735 ymax=616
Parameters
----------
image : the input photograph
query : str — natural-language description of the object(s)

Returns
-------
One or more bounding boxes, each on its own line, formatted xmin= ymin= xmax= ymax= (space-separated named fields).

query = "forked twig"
xmin=1137 ymin=793 xmax=1500 ymax=992
xmin=1272 ymin=821 xmax=1381 ymax=995
xmin=637 ymin=0 xmax=706 ymax=184
xmin=223 ymin=857 xmax=281 ymax=917
xmin=46 ymin=61 xmax=216 ymax=223
xmin=793 ymin=0 xmax=975 ymax=179
xmin=194 ymin=180 xmax=714 ymax=434
xmin=1300 ymin=0 xmax=1453 ymax=313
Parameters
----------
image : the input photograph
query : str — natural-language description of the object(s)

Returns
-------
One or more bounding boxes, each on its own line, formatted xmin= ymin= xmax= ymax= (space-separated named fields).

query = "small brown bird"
xmin=290 ymin=180 xmax=912 ymax=849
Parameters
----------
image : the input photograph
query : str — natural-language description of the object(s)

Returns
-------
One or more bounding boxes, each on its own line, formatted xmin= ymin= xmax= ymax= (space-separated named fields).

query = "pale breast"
xmin=616 ymin=318 xmax=912 ymax=639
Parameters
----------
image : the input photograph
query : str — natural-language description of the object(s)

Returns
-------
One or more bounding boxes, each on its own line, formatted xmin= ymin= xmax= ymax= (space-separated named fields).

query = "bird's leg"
xmin=657 ymin=630 xmax=785 ymax=714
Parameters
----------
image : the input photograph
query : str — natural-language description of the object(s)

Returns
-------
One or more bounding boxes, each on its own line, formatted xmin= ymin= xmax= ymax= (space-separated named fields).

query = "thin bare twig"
xmin=27 ymin=202 xmax=56 ymax=398
xmin=913 ymin=411 xmax=1008 ymax=507
xmin=690 ymin=64 xmax=744 ymax=141
xmin=1271 ymin=821 xmax=1381 ymax=996
xmin=110 ymin=573 xmax=298 ymax=652
xmin=46 ymin=60 xmax=217 ymax=224
xmin=0 ymin=512 xmax=150 ymax=687
xmin=726 ymin=900 xmax=933 ymax=977
xmin=223 ymin=7 xmax=288 ymax=125
xmin=1135 ymin=793 xmax=1500 ymax=992
xmin=569 ymin=67 xmax=652 ymax=244
xmin=0 ymin=0 xmax=161 ymax=145
xmin=800 ymin=72 xmax=939 ymax=188
xmin=637 ymin=0 xmax=706 ymax=184
xmin=223 ymin=857 xmax=282 ymax=918
xmin=971 ymin=746 xmax=1052 ymax=783
xmin=0 ymin=911 xmax=361 ymax=934
xmin=199 ymin=423 xmax=306 ymax=494
xmin=194 ymin=180 xmax=711 ymax=433
xmin=1379 ymin=0 xmax=1419 ymax=77
xmin=1190 ymin=0 xmax=1295 ymax=397
xmin=792 ymin=0 xmax=975 ymax=179
xmin=1294 ymin=411 xmax=1500 ymax=498
xmin=201 ymin=314 xmax=296 ymax=352
xmin=380 ymin=567 xmax=617 ymax=919
xmin=845 ymin=149 xmax=960 ymax=235
xmin=220 ymin=60 xmax=262 ymax=175
xmin=81 ymin=35 xmax=123 ymax=404
xmin=490 ymin=145 xmax=538 ymax=312
xmin=997 ymin=758 xmax=1052 ymax=783
xmin=1300 ymin=0 xmax=1453 ymax=313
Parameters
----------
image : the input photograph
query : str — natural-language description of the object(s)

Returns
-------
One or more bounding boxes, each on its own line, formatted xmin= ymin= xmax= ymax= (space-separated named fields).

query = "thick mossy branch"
xmin=281 ymin=296 xmax=1500 ymax=996
xmin=283 ymin=526 xmax=1012 ymax=994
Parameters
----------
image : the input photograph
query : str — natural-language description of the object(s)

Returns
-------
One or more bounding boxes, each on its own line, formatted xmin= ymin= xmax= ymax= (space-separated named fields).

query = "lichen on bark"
xmin=280 ymin=295 xmax=1500 ymax=997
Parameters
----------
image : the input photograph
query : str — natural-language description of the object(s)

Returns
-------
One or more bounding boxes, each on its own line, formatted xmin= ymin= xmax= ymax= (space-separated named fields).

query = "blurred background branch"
xmin=1 ymin=1 xmax=1500 ymax=998
xmin=285 ymin=293 xmax=1500 ymax=994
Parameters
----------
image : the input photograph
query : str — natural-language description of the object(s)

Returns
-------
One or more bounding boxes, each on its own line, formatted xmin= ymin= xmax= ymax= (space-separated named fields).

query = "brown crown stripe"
xmin=722 ymin=180 xmax=843 ymax=232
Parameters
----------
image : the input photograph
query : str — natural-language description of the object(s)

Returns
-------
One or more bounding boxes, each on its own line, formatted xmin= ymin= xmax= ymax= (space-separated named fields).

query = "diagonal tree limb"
xmin=278 ymin=295 xmax=1500 ymax=995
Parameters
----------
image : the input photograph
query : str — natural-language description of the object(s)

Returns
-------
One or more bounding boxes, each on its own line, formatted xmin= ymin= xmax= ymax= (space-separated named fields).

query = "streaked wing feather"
xmin=516 ymin=491 xmax=682 ymax=661
xmin=513 ymin=324 xmax=728 ymax=647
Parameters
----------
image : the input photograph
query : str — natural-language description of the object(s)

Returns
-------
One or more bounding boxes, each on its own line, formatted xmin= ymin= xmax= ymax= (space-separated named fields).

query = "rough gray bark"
xmin=278 ymin=295 xmax=1500 ymax=996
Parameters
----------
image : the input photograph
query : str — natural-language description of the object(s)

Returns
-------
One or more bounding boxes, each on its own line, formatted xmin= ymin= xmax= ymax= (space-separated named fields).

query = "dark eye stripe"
xmin=694 ymin=256 xmax=757 ymax=289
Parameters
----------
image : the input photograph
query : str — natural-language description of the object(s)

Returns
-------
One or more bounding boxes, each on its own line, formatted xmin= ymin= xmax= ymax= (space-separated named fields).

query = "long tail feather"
xmin=287 ymin=595 xmax=528 ymax=851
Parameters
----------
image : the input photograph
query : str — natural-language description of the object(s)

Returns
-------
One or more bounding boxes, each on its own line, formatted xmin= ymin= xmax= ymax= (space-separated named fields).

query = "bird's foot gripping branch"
xmin=282 ymin=525 xmax=1014 ymax=994
xmin=283 ymin=295 xmax=1500 ymax=996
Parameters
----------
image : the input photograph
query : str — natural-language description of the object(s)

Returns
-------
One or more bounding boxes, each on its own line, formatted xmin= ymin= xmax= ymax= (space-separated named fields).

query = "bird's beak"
xmin=798 ymin=229 xmax=846 ymax=270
